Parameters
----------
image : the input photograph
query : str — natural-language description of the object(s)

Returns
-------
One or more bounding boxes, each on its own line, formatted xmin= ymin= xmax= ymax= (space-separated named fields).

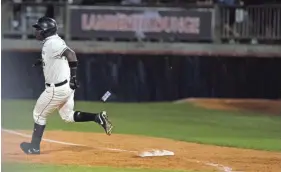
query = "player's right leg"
xmin=20 ymin=87 xmax=59 ymax=155
xmin=58 ymin=91 xmax=113 ymax=135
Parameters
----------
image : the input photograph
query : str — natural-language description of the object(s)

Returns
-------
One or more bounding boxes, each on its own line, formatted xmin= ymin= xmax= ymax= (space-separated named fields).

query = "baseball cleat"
xmin=20 ymin=142 xmax=40 ymax=155
xmin=98 ymin=111 xmax=113 ymax=135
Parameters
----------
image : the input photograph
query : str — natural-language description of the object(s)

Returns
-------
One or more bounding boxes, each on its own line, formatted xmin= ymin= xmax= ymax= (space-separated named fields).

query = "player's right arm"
xmin=32 ymin=58 xmax=44 ymax=67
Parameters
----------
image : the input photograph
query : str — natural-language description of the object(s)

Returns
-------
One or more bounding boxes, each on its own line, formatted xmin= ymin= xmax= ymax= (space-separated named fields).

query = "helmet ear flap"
xmin=40 ymin=30 xmax=45 ymax=37
xmin=38 ymin=29 xmax=47 ymax=39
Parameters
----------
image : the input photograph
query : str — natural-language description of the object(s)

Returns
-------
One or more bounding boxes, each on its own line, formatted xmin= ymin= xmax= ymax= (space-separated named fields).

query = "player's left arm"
xmin=62 ymin=48 xmax=79 ymax=90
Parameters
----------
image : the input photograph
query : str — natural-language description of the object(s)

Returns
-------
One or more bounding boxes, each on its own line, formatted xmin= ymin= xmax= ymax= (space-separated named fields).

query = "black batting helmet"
xmin=32 ymin=17 xmax=57 ymax=38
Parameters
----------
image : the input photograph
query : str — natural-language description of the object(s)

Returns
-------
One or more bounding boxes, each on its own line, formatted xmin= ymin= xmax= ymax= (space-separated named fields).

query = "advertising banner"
xmin=69 ymin=6 xmax=213 ymax=41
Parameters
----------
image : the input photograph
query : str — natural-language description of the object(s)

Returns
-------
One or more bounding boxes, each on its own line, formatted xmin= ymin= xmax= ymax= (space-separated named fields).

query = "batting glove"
xmin=70 ymin=76 xmax=79 ymax=90
xmin=32 ymin=59 xmax=43 ymax=67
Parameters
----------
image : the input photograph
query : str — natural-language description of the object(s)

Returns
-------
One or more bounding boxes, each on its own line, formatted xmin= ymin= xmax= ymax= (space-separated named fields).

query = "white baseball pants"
xmin=33 ymin=82 xmax=76 ymax=125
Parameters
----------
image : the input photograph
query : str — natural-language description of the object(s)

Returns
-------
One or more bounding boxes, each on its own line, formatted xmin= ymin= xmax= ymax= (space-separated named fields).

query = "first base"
xmin=138 ymin=149 xmax=175 ymax=157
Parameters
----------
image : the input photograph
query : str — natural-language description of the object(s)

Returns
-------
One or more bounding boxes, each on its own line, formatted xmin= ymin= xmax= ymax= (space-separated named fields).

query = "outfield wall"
xmin=2 ymin=51 xmax=281 ymax=101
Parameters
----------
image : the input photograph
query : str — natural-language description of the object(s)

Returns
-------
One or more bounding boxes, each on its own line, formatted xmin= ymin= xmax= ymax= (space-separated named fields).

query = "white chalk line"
xmin=3 ymin=129 xmax=84 ymax=146
xmin=2 ymin=129 xmax=135 ymax=153
xmin=2 ymin=129 xmax=238 ymax=172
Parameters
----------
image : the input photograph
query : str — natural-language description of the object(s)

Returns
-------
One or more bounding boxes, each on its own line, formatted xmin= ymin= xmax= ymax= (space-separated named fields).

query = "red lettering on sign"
xmin=80 ymin=13 xmax=200 ymax=34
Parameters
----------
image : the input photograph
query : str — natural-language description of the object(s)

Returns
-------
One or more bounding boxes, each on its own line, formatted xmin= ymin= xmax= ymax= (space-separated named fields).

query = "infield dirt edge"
xmin=2 ymin=130 xmax=281 ymax=172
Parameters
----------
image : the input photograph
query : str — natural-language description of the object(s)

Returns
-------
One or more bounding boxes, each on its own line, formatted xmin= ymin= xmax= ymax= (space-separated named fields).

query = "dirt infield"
xmin=179 ymin=98 xmax=281 ymax=115
xmin=2 ymin=130 xmax=281 ymax=172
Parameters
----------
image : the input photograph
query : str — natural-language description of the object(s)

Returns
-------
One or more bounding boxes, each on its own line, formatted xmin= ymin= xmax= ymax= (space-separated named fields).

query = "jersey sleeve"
xmin=49 ymin=40 xmax=69 ymax=59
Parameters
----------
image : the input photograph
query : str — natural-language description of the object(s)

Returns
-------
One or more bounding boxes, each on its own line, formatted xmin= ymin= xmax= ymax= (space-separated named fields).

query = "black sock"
xmin=31 ymin=123 xmax=45 ymax=149
xmin=73 ymin=111 xmax=101 ymax=123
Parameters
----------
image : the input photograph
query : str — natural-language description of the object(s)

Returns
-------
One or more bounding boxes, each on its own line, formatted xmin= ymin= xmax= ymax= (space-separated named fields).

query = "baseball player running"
xmin=20 ymin=17 xmax=113 ymax=155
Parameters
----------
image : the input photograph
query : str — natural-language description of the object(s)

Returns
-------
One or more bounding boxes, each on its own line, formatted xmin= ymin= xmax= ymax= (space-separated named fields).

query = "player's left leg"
xmin=20 ymin=86 xmax=62 ymax=155
xmin=58 ymin=91 xmax=113 ymax=135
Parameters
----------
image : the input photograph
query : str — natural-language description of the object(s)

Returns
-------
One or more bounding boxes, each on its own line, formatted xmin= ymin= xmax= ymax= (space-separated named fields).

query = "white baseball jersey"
xmin=41 ymin=34 xmax=70 ymax=84
xmin=33 ymin=34 xmax=76 ymax=126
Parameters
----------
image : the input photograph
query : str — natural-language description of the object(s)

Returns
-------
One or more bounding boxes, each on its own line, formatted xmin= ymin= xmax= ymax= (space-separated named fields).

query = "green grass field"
xmin=2 ymin=99 xmax=281 ymax=172
xmin=2 ymin=163 xmax=192 ymax=172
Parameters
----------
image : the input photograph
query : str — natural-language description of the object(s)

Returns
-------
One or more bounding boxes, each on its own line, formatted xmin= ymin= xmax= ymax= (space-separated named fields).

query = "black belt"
xmin=46 ymin=79 xmax=68 ymax=87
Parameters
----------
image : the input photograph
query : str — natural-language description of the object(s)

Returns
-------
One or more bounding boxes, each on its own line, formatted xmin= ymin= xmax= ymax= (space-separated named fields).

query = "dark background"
xmin=2 ymin=51 xmax=281 ymax=102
